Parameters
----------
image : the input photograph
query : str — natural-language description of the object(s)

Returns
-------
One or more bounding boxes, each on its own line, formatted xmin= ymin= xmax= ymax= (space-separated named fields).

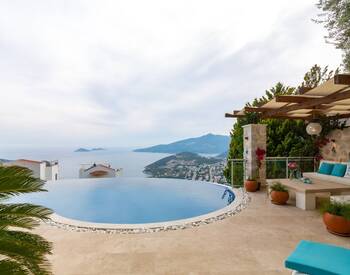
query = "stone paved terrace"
xmin=35 ymin=191 xmax=350 ymax=275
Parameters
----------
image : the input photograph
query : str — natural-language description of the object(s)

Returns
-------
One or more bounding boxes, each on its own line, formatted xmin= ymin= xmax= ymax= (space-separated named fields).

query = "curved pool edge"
xmin=44 ymin=186 xmax=251 ymax=234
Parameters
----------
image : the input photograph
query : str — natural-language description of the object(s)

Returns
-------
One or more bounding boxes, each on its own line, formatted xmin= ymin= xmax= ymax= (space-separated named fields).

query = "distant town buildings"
xmin=79 ymin=163 xmax=122 ymax=178
xmin=3 ymin=159 xmax=59 ymax=181
xmin=145 ymin=155 xmax=227 ymax=184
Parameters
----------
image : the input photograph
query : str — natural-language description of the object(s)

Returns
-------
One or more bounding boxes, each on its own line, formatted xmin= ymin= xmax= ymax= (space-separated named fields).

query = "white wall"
xmin=45 ymin=164 xmax=59 ymax=180
xmin=4 ymin=160 xmax=59 ymax=181
xmin=5 ymin=160 xmax=45 ymax=180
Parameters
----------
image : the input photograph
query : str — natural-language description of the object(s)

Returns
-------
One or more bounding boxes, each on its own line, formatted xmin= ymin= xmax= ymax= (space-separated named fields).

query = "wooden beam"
xmin=263 ymin=89 xmax=350 ymax=118
xmin=244 ymin=107 xmax=275 ymax=113
xmin=334 ymin=74 xmax=350 ymax=85
xmin=336 ymin=113 xmax=350 ymax=119
xmin=264 ymin=115 xmax=311 ymax=121
xmin=315 ymin=104 xmax=350 ymax=111
xmin=225 ymin=113 xmax=247 ymax=118
xmin=275 ymin=95 xmax=320 ymax=103
xmin=225 ymin=113 xmax=236 ymax=118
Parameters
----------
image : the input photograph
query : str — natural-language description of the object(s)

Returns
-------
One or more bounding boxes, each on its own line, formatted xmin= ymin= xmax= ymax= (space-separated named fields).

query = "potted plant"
xmin=321 ymin=201 xmax=350 ymax=237
xmin=244 ymin=176 xmax=258 ymax=192
xmin=269 ymin=182 xmax=289 ymax=205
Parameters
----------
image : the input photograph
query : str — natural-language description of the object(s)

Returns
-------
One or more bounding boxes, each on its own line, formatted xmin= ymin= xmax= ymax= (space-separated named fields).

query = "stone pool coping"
xmin=45 ymin=185 xmax=250 ymax=234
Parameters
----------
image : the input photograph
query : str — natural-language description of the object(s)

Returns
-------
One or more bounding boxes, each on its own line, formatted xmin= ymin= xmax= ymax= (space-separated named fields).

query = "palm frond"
xmin=0 ymin=259 xmax=30 ymax=275
xmin=0 ymin=229 xmax=52 ymax=275
xmin=0 ymin=203 xmax=53 ymax=230
xmin=0 ymin=166 xmax=47 ymax=199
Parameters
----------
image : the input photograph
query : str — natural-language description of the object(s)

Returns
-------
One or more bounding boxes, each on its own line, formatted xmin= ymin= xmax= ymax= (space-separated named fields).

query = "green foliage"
xmin=298 ymin=64 xmax=339 ymax=89
xmin=320 ymin=201 xmax=350 ymax=220
xmin=269 ymin=182 xmax=288 ymax=193
xmin=315 ymin=0 xmax=350 ymax=71
xmin=0 ymin=166 xmax=53 ymax=275
xmin=224 ymin=65 xmax=345 ymax=184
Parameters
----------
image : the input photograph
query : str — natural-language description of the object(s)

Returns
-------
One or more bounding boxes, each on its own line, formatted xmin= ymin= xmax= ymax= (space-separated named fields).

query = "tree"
xmin=315 ymin=0 xmax=350 ymax=71
xmin=0 ymin=166 xmax=53 ymax=275
xmin=299 ymin=64 xmax=339 ymax=90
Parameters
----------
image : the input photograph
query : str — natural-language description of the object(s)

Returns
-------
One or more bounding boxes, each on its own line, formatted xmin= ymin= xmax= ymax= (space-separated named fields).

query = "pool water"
xmin=9 ymin=178 xmax=235 ymax=224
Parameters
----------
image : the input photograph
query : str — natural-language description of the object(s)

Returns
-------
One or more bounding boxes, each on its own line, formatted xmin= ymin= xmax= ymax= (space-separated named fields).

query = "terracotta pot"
xmin=323 ymin=212 xmax=350 ymax=237
xmin=244 ymin=180 xmax=258 ymax=192
xmin=270 ymin=191 xmax=289 ymax=205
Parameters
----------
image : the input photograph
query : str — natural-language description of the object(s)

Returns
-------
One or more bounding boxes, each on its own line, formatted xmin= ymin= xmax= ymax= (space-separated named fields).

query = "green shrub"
xmin=320 ymin=201 xmax=350 ymax=220
xmin=269 ymin=182 xmax=288 ymax=192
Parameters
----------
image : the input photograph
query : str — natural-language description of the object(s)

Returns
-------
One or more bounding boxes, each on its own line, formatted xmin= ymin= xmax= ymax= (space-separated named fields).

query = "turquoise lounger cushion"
xmin=331 ymin=163 xmax=347 ymax=177
xmin=285 ymin=240 xmax=350 ymax=275
xmin=318 ymin=162 xmax=334 ymax=175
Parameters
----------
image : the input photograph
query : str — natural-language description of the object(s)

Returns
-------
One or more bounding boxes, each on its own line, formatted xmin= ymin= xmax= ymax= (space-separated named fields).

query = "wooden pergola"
xmin=225 ymin=74 xmax=350 ymax=121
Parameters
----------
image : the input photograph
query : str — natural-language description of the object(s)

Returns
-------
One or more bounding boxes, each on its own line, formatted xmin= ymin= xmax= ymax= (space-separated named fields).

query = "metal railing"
xmin=228 ymin=157 xmax=317 ymax=188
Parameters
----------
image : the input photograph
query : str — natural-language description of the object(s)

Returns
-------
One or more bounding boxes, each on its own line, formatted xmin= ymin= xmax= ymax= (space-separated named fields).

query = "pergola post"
xmin=243 ymin=124 xmax=267 ymax=186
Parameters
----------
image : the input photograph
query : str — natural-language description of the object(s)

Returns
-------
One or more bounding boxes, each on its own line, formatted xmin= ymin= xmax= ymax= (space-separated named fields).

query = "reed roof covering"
xmin=225 ymin=74 xmax=350 ymax=121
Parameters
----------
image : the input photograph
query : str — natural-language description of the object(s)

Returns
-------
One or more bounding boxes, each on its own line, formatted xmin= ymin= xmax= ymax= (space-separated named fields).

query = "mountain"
xmin=216 ymin=151 xmax=228 ymax=159
xmin=134 ymin=133 xmax=230 ymax=154
xmin=145 ymin=152 xmax=220 ymax=171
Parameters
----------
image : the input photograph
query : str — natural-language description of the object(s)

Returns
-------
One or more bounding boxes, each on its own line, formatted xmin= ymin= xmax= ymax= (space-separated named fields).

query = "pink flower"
xmin=288 ymin=162 xmax=298 ymax=170
xmin=255 ymin=148 xmax=266 ymax=169
xmin=255 ymin=148 xmax=266 ymax=159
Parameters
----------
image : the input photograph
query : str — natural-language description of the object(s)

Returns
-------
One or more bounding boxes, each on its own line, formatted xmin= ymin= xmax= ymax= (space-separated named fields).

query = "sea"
xmin=0 ymin=146 xmax=170 ymax=179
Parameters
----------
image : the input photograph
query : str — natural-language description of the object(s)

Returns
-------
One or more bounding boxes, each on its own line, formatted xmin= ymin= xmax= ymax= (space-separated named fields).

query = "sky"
xmin=0 ymin=0 xmax=343 ymax=148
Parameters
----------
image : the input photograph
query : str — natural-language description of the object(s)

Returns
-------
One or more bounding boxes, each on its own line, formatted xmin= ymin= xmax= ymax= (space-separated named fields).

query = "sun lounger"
xmin=285 ymin=240 xmax=350 ymax=275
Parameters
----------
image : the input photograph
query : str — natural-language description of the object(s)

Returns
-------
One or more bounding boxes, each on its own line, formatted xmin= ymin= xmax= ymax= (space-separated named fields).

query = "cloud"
xmin=0 ymin=0 xmax=342 ymax=147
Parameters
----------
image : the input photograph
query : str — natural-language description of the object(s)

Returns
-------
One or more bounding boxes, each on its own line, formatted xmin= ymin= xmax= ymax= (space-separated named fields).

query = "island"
xmin=91 ymin=148 xmax=105 ymax=151
xmin=144 ymin=152 xmax=226 ymax=184
xmin=74 ymin=148 xmax=90 ymax=152
xmin=134 ymin=133 xmax=230 ymax=154
xmin=74 ymin=148 xmax=106 ymax=152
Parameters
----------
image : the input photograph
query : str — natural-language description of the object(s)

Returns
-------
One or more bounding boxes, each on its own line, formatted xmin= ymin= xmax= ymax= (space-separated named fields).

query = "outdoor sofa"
xmin=303 ymin=160 xmax=350 ymax=203
xmin=285 ymin=240 xmax=350 ymax=275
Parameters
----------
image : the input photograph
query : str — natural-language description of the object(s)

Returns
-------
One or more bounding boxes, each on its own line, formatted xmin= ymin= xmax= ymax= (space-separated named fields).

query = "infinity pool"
xmin=10 ymin=178 xmax=235 ymax=224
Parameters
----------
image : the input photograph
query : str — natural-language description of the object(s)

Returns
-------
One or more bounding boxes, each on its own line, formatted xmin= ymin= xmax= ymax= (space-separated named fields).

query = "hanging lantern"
xmin=306 ymin=122 xmax=322 ymax=135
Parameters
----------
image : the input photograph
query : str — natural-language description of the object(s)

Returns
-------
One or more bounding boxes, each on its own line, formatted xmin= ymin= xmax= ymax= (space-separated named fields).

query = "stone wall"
xmin=243 ymin=124 xmax=266 ymax=183
xmin=321 ymin=127 xmax=350 ymax=162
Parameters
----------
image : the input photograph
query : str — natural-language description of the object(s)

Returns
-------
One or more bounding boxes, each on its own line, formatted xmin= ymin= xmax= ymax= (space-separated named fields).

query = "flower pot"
xmin=270 ymin=191 xmax=289 ymax=205
xmin=323 ymin=212 xmax=350 ymax=237
xmin=244 ymin=180 xmax=258 ymax=192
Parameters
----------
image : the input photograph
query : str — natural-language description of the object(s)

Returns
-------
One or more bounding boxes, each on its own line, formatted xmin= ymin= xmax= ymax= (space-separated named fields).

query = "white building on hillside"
xmin=4 ymin=159 xmax=59 ymax=181
xmin=79 ymin=163 xmax=121 ymax=178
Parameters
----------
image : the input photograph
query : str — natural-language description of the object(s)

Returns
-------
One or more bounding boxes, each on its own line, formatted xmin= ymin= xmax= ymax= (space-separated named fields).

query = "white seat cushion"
xmin=344 ymin=163 xmax=350 ymax=179
xmin=303 ymin=172 xmax=350 ymax=186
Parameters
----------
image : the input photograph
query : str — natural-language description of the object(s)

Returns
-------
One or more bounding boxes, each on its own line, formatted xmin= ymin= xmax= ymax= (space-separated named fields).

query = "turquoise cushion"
xmin=285 ymin=240 xmax=350 ymax=275
xmin=318 ymin=162 xmax=334 ymax=175
xmin=331 ymin=163 xmax=347 ymax=177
